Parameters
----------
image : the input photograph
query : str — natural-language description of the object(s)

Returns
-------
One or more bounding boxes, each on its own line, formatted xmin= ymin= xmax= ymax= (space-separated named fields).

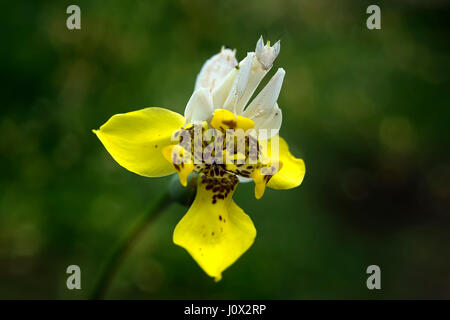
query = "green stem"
xmin=90 ymin=192 xmax=172 ymax=300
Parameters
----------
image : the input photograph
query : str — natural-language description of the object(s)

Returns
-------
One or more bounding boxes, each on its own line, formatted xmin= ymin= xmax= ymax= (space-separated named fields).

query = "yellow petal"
xmin=162 ymin=145 xmax=194 ymax=187
xmin=173 ymin=176 xmax=256 ymax=281
xmin=250 ymin=168 xmax=266 ymax=199
xmin=264 ymin=136 xmax=306 ymax=189
xmin=210 ymin=109 xmax=254 ymax=131
xmin=93 ymin=107 xmax=185 ymax=177
xmin=250 ymin=161 xmax=282 ymax=199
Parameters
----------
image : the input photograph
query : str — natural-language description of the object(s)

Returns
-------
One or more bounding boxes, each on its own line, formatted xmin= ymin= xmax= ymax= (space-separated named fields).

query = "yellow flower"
xmin=93 ymin=37 xmax=305 ymax=281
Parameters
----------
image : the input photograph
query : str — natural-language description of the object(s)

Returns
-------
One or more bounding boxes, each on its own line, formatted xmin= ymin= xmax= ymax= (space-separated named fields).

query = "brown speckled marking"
xmin=172 ymin=121 xmax=275 ymax=198
xmin=201 ymin=173 xmax=238 ymax=204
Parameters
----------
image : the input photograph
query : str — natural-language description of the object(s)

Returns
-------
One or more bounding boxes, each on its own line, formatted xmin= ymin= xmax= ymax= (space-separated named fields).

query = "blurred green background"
xmin=1 ymin=0 xmax=449 ymax=299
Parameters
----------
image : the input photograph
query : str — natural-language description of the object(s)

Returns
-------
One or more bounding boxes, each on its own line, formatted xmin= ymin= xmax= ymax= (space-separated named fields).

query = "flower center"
xmin=179 ymin=109 xmax=264 ymax=177
xmin=163 ymin=109 xmax=281 ymax=200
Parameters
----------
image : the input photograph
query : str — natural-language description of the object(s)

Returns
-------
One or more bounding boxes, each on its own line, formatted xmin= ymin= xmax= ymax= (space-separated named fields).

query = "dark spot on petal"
xmin=223 ymin=119 xmax=237 ymax=129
